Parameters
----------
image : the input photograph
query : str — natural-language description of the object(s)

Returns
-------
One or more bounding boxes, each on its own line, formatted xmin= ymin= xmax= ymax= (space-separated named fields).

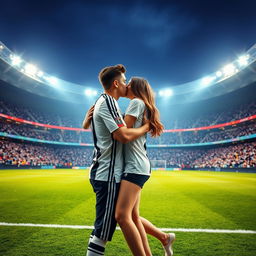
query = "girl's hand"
xmin=82 ymin=105 xmax=95 ymax=129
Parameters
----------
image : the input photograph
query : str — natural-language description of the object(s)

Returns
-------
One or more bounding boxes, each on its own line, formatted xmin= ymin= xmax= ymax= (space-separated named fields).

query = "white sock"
xmin=86 ymin=236 xmax=107 ymax=256
xmin=88 ymin=234 xmax=94 ymax=244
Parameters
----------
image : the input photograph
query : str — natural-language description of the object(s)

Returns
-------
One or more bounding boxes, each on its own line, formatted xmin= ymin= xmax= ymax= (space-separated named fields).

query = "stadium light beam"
xmin=159 ymin=90 xmax=164 ymax=97
xmin=24 ymin=63 xmax=37 ymax=76
xmin=10 ymin=55 xmax=22 ymax=66
xmin=46 ymin=76 xmax=59 ymax=87
xmin=238 ymin=54 xmax=249 ymax=66
xmin=215 ymin=71 xmax=222 ymax=78
xmin=92 ymin=90 xmax=98 ymax=96
xmin=201 ymin=76 xmax=216 ymax=86
xmin=84 ymin=89 xmax=98 ymax=96
xmin=37 ymin=70 xmax=44 ymax=78
xmin=222 ymin=63 xmax=236 ymax=77
xmin=159 ymin=89 xmax=173 ymax=97
xmin=165 ymin=89 xmax=173 ymax=96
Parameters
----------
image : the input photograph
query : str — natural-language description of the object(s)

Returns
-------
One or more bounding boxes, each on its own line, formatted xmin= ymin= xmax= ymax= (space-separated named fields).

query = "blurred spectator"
xmin=0 ymin=119 xmax=255 ymax=145
xmin=148 ymin=142 xmax=256 ymax=168
xmin=0 ymin=140 xmax=92 ymax=167
xmin=0 ymin=98 xmax=255 ymax=129
xmin=0 ymin=120 xmax=93 ymax=143
xmin=0 ymin=139 xmax=255 ymax=168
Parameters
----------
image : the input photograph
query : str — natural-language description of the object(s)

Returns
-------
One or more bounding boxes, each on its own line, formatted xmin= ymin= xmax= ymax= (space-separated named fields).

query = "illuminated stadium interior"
xmin=0 ymin=42 xmax=255 ymax=171
xmin=1 ymin=1 xmax=256 ymax=255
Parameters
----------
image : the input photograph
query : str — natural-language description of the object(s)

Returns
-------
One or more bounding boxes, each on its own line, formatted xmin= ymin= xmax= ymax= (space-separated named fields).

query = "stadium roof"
xmin=0 ymin=42 xmax=256 ymax=105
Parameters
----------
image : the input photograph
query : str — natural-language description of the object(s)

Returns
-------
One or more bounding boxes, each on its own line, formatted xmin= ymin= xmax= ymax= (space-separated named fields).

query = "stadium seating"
xmin=0 ymin=98 xmax=255 ymax=169
xmin=0 ymin=139 xmax=255 ymax=168
xmin=0 ymin=99 xmax=255 ymax=129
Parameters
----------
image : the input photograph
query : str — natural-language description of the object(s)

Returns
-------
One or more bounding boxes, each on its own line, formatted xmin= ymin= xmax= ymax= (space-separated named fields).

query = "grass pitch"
xmin=0 ymin=169 xmax=255 ymax=256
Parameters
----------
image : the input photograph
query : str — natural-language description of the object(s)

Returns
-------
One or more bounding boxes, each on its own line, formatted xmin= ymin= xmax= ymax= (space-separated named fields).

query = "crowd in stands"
xmin=1 ymin=118 xmax=255 ymax=145
xmin=199 ymin=122 xmax=256 ymax=143
xmin=173 ymin=121 xmax=256 ymax=144
xmin=0 ymin=99 xmax=255 ymax=129
xmin=192 ymin=142 xmax=256 ymax=168
xmin=149 ymin=142 xmax=256 ymax=168
xmin=0 ymin=120 xmax=93 ymax=143
xmin=1 ymin=97 xmax=256 ymax=169
xmin=0 ymin=121 xmax=63 ymax=141
xmin=149 ymin=148 xmax=203 ymax=168
xmin=0 ymin=140 xmax=92 ymax=167
xmin=1 ymin=139 xmax=255 ymax=168
xmin=173 ymin=100 xmax=256 ymax=129
xmin=0 ymin=100 xmax=81 ymax=127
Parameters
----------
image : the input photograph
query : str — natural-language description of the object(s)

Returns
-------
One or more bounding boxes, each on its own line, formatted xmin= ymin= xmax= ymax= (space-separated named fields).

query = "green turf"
xmin=0 ymin=169 xmax=255 ymax=256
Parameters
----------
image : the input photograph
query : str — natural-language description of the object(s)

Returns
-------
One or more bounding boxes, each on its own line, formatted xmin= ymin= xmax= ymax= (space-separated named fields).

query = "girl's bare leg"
xmin=140 ymin=216 xmax=169 ymax=245
xmin=115 ymin=180 xmax=146 ymax=256
xmin=132 ymin=193 xmax=152 ymax=256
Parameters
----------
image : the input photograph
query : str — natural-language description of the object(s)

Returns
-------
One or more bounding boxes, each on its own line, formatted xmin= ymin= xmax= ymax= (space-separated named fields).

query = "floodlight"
xmin=159 ymin=89 xmax=173 ymax=97
xmin=11 ymin=55 xmax=22 ymax=66
xmin=222 ymin=63 xmax=236 ymax=77
xmin=238 ymin=54 xmax=249 ymax=66
xmin=201 ymin=76 xmax=215 ymax=86
xmin=46 ymin=76 xmax=58 ymax=86
xmin=165 ymin=89 xmax=173 ymax=96
xmin=37 ymin=70 xmax=44 ymax=77
xmin=24 ymin=63 xmax=37 ymax=76
xmin=84 ymin=89 xmax=98 ymax=96
xmin=159 ymin=90 xmax=164 ymax=97
xmin=0 ymin=45 xmax=3 ymax=50
xmin=84 ymin=89 xmax=91 ymax=96
xmin=215 ymin=71 xmax=222 ymax=78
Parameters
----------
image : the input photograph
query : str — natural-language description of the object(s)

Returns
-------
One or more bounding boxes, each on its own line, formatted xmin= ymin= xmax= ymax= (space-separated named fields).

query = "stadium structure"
xmin=0 ymin=41 xmax=256 ymax=172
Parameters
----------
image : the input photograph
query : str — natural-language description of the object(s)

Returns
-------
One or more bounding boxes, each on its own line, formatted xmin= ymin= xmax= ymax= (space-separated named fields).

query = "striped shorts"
xmin=90 ymin=179 xmax=120 ymax=241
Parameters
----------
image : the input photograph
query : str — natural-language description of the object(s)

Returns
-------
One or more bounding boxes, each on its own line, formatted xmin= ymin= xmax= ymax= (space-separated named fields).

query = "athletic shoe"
xmin=163 ymin=233 xmax=176 ymax=256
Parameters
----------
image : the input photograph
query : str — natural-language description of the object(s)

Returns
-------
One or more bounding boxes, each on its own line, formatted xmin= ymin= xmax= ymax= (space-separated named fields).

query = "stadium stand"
xmin=0 ymin=139 xmax=92 ymax=167
xmin=1 ymin=118 xmax=255 ymax=144
xmin=0 ymin=94 xmax=256 ymax=171
xmin=0 ymin=139 xmax=255 ymax=169
xmin=149 ymin=141 xmax=256 ymax=168
xmin=0 ymin=98 xmax=255 ymax=145
xmin=0 ymin=98 xmax=255 ymax=129
xmin=0 ymin=42 xmax=255 ymax=171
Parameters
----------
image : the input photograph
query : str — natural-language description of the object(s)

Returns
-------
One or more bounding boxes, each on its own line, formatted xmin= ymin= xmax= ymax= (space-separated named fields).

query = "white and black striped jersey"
xmin=90 ymin=93 xmax=126 ymax=183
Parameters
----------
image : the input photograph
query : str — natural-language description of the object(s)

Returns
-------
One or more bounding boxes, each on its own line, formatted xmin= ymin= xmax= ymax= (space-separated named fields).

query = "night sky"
xmin=1 ymin=0 xmax=256 ymax=89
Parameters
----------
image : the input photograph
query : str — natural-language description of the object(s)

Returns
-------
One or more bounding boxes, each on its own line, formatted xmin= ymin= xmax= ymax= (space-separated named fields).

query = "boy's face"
xmin=116 ymin=73 xmax=127 ymax=97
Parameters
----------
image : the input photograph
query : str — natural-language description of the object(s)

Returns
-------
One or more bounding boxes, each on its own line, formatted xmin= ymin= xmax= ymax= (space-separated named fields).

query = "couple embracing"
xmin=83 ymin=64 xmax=175 ymax=256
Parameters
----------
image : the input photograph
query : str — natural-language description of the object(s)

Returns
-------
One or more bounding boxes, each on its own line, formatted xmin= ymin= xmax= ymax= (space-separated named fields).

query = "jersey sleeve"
xmin=125 ymin=98 xmax=145 ymax=119
xmin=99 ymin=96 xmax=126 ymax=133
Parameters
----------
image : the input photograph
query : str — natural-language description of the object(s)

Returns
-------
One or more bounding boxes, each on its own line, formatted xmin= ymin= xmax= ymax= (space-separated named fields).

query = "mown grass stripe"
xmin=0 ymin=222 xmax=255 ymax=234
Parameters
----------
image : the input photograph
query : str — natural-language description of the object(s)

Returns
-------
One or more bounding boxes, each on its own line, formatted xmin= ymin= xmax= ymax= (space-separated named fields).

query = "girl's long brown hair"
xmin=130 ymin=77 xmax=164 ymax=137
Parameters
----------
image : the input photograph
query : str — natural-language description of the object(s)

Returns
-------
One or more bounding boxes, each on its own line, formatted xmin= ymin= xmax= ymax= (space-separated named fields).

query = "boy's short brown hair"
xmin=98 ymin=64 xmax=126 ymax=90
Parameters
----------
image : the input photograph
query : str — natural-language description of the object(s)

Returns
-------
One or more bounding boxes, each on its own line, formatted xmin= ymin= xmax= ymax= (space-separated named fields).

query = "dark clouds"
xmin=0 ymin=0 xmax=255 ymax=87
xmin=126 ymin=4 xmax=198 ymax=50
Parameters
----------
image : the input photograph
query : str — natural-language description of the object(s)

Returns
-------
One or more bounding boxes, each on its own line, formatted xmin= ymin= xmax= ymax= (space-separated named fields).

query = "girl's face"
xmin=126 ymin=81 xmax=136 ymax=99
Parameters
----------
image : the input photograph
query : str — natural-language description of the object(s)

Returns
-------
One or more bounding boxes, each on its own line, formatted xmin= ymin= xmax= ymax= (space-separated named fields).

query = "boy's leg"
xmin=87 ymin=236 xmax=107 ymax=256
xmin=86 ymin=180 xmax=120 ymax=255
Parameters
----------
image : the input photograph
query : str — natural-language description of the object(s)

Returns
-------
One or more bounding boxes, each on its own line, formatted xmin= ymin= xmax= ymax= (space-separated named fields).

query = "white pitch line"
xmin=0 ymin=222 xmax=255 ymax=234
